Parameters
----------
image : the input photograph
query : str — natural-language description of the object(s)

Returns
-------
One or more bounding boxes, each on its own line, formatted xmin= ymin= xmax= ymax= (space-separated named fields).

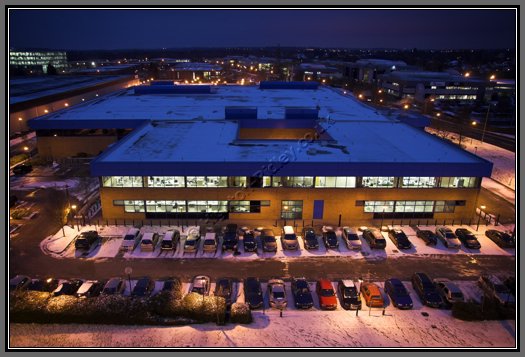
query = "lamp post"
xmin=124 ymin=266 xmax=132 ymax=295
xmin=476 ymin=205 xmax=486 ymax=231
xmin=357 ymin=277 xmax=363 ymax=316
xmin=480 ymin=102 xmax=496 ymax=144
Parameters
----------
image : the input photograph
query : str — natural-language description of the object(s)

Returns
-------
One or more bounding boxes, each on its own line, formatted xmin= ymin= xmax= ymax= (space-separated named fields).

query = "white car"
xmin=435 ymin=227 xmax=461 ymax=249
xmin=202 ymin=232 xmax=218 ymax=253
xmin=268 ymin=279 xmax=287 ymax=309
xmin=120 ymin=228 xmax=141 ymax=251
xmin=342 ymin=227 xmax=362 ymax=250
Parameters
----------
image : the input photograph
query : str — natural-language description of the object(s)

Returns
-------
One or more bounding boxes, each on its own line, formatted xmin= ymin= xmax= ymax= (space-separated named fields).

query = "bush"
xmin=10 ymin=291 xmax=51 ymax=323
xmin=230 ymin=303 xmax=253 ymax=324
xmin=181 ymin=293 xmax=226 ymax=324
xmin=452 ymin=300 xmax=516 ymax=321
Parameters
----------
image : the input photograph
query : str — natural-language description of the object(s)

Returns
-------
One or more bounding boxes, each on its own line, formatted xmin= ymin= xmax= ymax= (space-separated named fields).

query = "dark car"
xmin=302 ymin=227 xmax=319 ymax=250
xmin=411 ymin=273 xmax=443 ymax=308
xmin=74 ymin=230 xmax=100 ymax=251
xmin=388 ymin=229 xmax=412 ymax=249
xmin=416 ymin=229 xmax=438 ymax=246
xmin=455 ymin=228 xmax=481 ymax=249
xmin=52 ymin=279 xmax=84 ymax=296
xmin=243 ymin=277 xmax=264 ymax=309
xmin=362 ymin=228 xmax=387 ymax=249
xmin=225 ymin=224 xmax=238 ymax=234
xmin=323 ymin=230 xmax=339 ymax=250
xmin=384 ymin=278 xmax=413 ymax=309
xmin=27 ymin=278 xmax=60 ymax=292
xmin=131 ymin=277 xmax=155 ymax=297
xmin=215 ymin=278 xmax=234 ymax=306
xmin=76 ymin=280 xmax=104 ymax=298
xmin=291 ymin=278 xmax=314 ymax=309
xmin=222 ymin=231 xmax=238 ymax=252
xmin=337 ymin=280 xmax=362 ymax=310
xmin=261 ymin=229 xmax=277 ymax=252
xmin=243 ymin=231 xmax=257 ymax=252
xmin=101 ymin=277 xmax=126 ymax=295
xmin=13 ymin=163 xmax=33 ymax=175
xmin=161 ymin=278 xmax=181 ymax=293
xmin=485 ymin=230 xmax=515 ymax=248
xmin=9 ymin=275 xmax=31 ymax=292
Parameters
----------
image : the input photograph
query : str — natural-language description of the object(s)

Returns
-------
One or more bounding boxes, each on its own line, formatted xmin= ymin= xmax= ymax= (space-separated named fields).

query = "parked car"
xmin=342 ymin=227 xmax=362 ymax=250
xmin=261 ymin=229 xmax=277 ymax=252
xmin=302 ymin=227 xmax=319 ymax=250
xmin=140 ymin=232 xmax=160 ymax=252
xmin=281 ymin=226 xmax=299 ymax=250
xmin=184 ymin=230 xmax=201 ymax=253
xmin=214 ymin=278 xmax=234 ymax=306
xmin=478 ymin=275 xmax=515 ymax=306
xmin=291 ymin=277 xmax=314 ymax=309
xmin=160 ymin=230 xmax=180 ymax=250
xmin=76 ymin=280 xmax=104 ymax=298
xmin=27 ymin=278 xmax=60 ymax=292
xmin=53 ymin=279 xmax=84 ymax=296
xmin=191 ymin=275 xmax=210 ymax=295
xmin=9 ymin=275 xmax=31 ymax=291
xmin=455 ymin=228 xmax=481 ymax=249
xmin=268 ymin=279 xmax=287 ymax=309
xmin=317 ymin=279 xmax=337 ymax=310
xmin=120 ymin=228 xmax=141 ymax=252
xmin=337 ymin=280 xmax=362 ymax=310
xmin=384 ymin=278 xmax=413 ymax=309
xmin=202 ymin=232 xmax=218 ymax=253
xmin=13 ymin=163 xmax=33 ymax=175
xmin=323 ymin=230 xmax=339 ymax=250
xmin=101 ymin=277 xmax=126 ymax=295
xmin=503 ymin=276 xmax=515 ymax=297
xmin=435 ymin=227 xmax=461 ymax=249
xmin=222 ymin=228 xmax=238 ymax=252
xmin=360 ymin=282 xmax=384 ymax=308
xmin=411 ymin=273 xmax=443 ymax=308
xmin=433 ymin=278 xmax=464 ymax=306
xmin=132 ymin=277 xmax=155 ymax=297
xmin=161 ymin=278 xmax=180 ymax=294
xmin=485 ymin=229 xmax=515 ymax=248
xmin=224 ymin=224 xmax=238 ymax=234
xmin=242 ymin=231 xmax=257 ymax=252
xmin=416 ymin=229 xmax=438 ymax=246
xmin=244 ymin=277 xmax=264 ymax=309
xmin=74 ymin=230 xmax=99 ymax=251
xmin=387 ymin=229 xmax=412 ymax=249
xmin=362 ymin=228 xmax=386 ymax=249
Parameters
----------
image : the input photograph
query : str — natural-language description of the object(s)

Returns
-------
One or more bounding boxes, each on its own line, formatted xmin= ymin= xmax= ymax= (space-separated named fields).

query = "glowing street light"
xmin=436 ymin=113 xmax=441 ymax=117
xmin=403 ymin=104 xmax=410 ymax=110
xmin=358 ymin=94 xmax=363 ymax=99
xmin=490 ymin=74 xmax=496 ymax=80
xmin=64 ymin=103 xmax=69 ymax=107
xmin=464 ymin=72 xmax=470 ymax=77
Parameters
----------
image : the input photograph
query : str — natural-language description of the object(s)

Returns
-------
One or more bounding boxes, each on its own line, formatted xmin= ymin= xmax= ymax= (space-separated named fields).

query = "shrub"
xmin=181 ymin=293 xmax=226 ymax=323
xmin=230 ymin=303 xmax=253 ymax=324
xmin=10 ymin=291 xmax=51 ymax=323
xmin=452 ymin=299 xmax=516 ymax=321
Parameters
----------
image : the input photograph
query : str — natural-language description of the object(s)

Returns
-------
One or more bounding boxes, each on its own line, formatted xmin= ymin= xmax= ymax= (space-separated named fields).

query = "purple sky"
xmin=9 ymin=9 xmax=516 ymax=50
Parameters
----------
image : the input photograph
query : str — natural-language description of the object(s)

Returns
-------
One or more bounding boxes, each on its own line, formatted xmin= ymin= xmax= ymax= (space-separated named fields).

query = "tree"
xmin=46 ymin=62 xmax=58 ymax=75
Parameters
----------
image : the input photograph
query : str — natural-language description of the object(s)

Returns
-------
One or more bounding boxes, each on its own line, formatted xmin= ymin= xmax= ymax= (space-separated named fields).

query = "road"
xmin=9 ymin=187 xmax=516 ymax=283
xmin=430 ymin=117 xmax=515 ymax=152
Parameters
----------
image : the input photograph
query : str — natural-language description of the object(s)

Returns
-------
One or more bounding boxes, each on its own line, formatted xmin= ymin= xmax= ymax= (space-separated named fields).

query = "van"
xmin=140 ymin=232 xmax=160 ymax=252
xmin=160 ymin=230 xmax=180 ymax=250
xmin=120 ymin=228 xmax=141 ymax=251
xmin=360 ymin=282 xmax=384 ymax=308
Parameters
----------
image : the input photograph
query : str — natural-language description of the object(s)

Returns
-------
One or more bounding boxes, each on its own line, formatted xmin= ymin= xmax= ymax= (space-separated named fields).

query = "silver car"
xmin=435 ymin=227 xmax=461 ymax=249
xmin=281 ymin=226 xmax=299 ymax=250
xmin=433 ymin=278 xmax=464 ymax=305
xmin=268 ymin=279 xmax=287 ymax=309
xmin=342 ymin=227 xmax=362 ymax=250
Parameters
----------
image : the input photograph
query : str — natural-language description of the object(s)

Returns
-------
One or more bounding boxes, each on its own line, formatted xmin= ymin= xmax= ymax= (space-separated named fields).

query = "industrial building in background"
xmin=10 ymin=50 xmax=68 ymax=74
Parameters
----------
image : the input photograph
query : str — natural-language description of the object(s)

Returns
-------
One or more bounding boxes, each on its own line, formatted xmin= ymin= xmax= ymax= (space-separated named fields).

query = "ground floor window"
xmin=113 ymin=200 xmax=145 ymax=212
xmin=229 ymin=200 xmax=270 ymax=213
xmin=103 ymin=176 xmax=143 ymax=187
xmin=281 ymin=200 xmax=303 ymax=219
xmin=187 ymin=200 xmax=228 ymax=213
xmin=361 ymin=200 xmax=460 ymax=214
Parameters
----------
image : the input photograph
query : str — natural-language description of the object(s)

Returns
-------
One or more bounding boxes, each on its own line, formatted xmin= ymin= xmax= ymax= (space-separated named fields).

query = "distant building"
xmin=10 ymin=50 xmax=68 ymax=74
xmin=378 ymin=71 xmax=489 ymax=103
xmin=297 ymin=63 xmax=342 ymax=82
xmin=163 ymin=62 xmax=222 ymax=82
xmin=345 ymin=59 xmax=409 ymax=83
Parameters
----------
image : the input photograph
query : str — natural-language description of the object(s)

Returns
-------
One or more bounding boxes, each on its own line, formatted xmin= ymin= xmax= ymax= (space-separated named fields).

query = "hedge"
xmin=452 ymin=299 xmax=515 ymax=321
xmin=230 ymin=303 xmax=253 ymax=324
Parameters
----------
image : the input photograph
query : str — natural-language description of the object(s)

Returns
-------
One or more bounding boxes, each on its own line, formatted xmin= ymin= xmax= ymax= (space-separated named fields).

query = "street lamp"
xmin=476 ymin=205 xmax=486 ymax=231
xmin=124 ymin=267 xmax=133 ymax=294
xmin=480 ymin=102 xmax=496 ymax=144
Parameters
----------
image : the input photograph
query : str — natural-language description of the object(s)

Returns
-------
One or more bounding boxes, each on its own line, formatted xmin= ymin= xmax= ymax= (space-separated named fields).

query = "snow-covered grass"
xmin=41 ymin=223 xmax=515 ymax=260
xmin=9 ymin=279 xmax=516 ymax=348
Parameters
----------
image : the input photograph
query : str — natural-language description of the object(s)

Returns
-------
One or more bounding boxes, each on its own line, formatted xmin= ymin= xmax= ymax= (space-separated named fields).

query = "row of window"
xmin=359 ymin=200 xmax=465 ymax=213
xmin=102 ymin=176 xmax=480 ymax=189
xmin=114 ymin=200 xmax=271 ymax=214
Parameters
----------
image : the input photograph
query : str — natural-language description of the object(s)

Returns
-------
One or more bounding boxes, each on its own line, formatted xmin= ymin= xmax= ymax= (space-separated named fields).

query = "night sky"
xmin=9 ymin=9 xmax=516 ymax=50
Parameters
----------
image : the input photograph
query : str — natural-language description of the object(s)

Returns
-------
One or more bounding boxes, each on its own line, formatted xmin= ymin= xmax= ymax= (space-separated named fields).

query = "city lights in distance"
xmin=464 ymin=72 xmax=470 ymax=77
xmin=64 ymin=103 xmax=69 ymax=107
xmin=403 ymin=104 xmax=409 ymax=109
xmin=490 ymin=74 xmax=496 ymax=80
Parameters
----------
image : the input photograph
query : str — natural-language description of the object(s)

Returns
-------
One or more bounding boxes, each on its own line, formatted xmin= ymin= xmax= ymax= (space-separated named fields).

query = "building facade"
xmin=10 ymin=50 xmax=68 ymax=74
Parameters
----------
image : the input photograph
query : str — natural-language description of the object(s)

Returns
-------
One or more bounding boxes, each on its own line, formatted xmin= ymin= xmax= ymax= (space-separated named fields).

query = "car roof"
xmin=340 ymin=279 xmax=356 ymax=288
xmin=126 ymin=228 xmax=140 ymax=235
xmin=318 ymin=279 xmax=333 ymax=289
xmin=204 ymin=232 xmax=216 ymax=240
xmin=142 ymin=232 xmax=156 ymax=239
xmin=363 ymin=283 xmax=381 ymax=292
xmin=387 ymin=278 xmax=403 ymax=286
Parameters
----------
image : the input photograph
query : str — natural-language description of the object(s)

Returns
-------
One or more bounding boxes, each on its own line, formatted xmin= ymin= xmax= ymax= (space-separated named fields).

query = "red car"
xmin=316 ymin=279 xmax=337 ymax=310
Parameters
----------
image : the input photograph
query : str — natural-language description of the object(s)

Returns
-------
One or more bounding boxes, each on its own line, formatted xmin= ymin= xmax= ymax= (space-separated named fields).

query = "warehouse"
xmin=29 ymin=82 xmax=492 ymax=223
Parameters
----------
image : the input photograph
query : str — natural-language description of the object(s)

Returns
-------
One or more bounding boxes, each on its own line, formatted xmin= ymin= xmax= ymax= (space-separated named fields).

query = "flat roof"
xmin=10 ymin=75 xmax=132 ymax=105
xmin=29 ymin=85 xmax=392 ymax=129
xmin=91 ymin=118 xmax=492 ymax=177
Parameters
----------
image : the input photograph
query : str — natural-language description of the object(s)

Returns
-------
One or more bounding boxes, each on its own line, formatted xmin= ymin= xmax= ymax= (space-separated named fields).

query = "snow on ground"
xmin=9 ymin=279 xmax=516 ymax=348
xmin=41 ymin=223 xmax=515 ymax=261
xmin=425 ymin=127 xmax=515 ymax=190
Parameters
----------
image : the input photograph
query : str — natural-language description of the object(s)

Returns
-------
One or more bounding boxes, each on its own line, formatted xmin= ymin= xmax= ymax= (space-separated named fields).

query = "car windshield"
xmin=263 ymin=236 xmax=276 ymax=243
xmin=273 ymin=291 xmax=285 ymax=299
xmin=395 ymin=288 xmax=408 ymax=296
xmin=320 ymin=288 xmax=335 ymax=297
xmin=348 ymin=234 xmax=359 ymax=240
xmin=185 ymin=240 xmax=196 ymax=246
xmin=445 ymin=233 xmax=456 ymax=239
xmin=343 ymin=287 xmax=357 ymax=298
xmin=124 ymin=235 xmax=136 ymax=240
xmin=284 ymin=234 xmax=296 ymax=240
xmin=142 ymin=239 xmax=152 ymax=244
xmin=204 ymin=240 xmax=215 ymax=245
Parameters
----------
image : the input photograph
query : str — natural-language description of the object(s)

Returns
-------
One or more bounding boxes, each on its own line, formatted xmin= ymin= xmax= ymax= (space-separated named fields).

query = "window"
xmin=363 ymin=200 xmax=460 ymax=214
xmin=315 ymin=177 xmax=356 ymax=188
xmin=229 ymin=200 xmax=270 ymax=213
xmin=102 ymin=176 xmax=143 ymax=187
xmin=118 ymin=200 xmax=145 ymax=212
xmin=281 ymin=177 xmax=314 ymax=188
xmin=187 ymin=200 xmax=228 ymax=213
xmin=145 ymin=200 xmax=186 ymax=213
xmin=434 ymin=201 xmax=457 ymax=213
xmin=229 ymin=176 xmax=247 ymax=187
xmin=147 ymin=176 xmax=184 ymax=188
xmin=440 ymin=177 xmax=479 ymax=188
xmin=281 ymin=200 xmax=303 ymax=219
xmin=402 ymin=177 xmax=437 ymax=188
xmin=361 ymin=177 xmax=395 ymax=188
xmin=364 ymin=201 xmax=395 ymax=213
xmin=395 ymin=201 xmax=434 ymax=213
xmin=186 ymin=176 xmax=227 ymax=187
